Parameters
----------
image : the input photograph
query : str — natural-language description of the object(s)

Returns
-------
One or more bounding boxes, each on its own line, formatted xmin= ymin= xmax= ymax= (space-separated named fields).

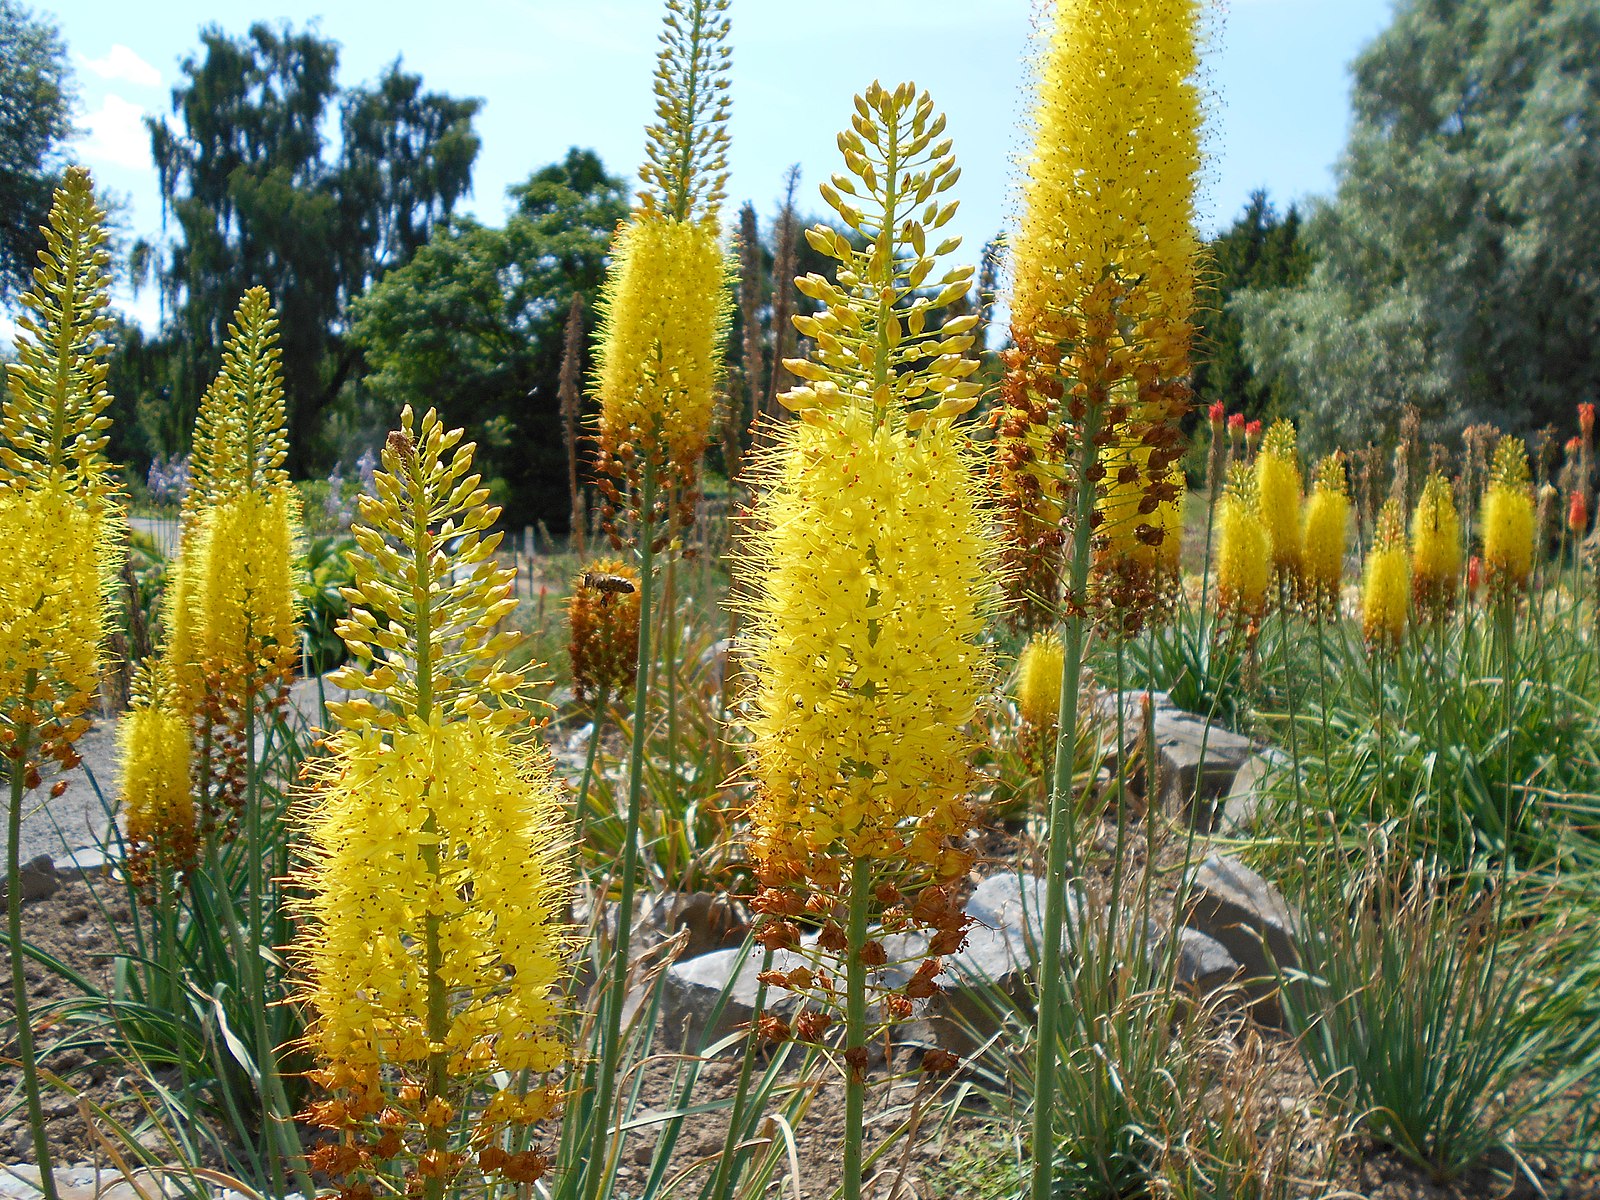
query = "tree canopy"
xmin=0 ymin=0 xmax=73 ymax=302
xmin=349 ymin=149 xmax=627 ymax=528
xmin=1236 ymin=0 xmax=1600 ymax=447
xmin=1192 ymin=190 xmax=1310 ymax=423
xmin=144 ymin=22 xmax=481 ymax=467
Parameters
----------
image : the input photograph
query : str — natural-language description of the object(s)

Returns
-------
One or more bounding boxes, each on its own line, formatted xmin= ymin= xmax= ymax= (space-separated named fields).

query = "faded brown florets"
xmin=566 ymin=558 xmax=642 ymax=704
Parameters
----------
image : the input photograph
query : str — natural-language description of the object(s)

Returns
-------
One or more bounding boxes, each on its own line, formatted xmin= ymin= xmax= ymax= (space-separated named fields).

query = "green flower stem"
xmin=241 ymin=680 xmax=311 ymax=1198
xmin=393 ymin=438 xmax=452 ymax=1200
xmin=842 ymin=856 xmax=873 ymax=1200
xmin=586 ymin=453 xmax=659 ymax=1200
xmin=572 ymin=686 xmax=610 ymax=851
xmin=6 ymin=711 xmax=60 ymax=1200
xmin=1032 ymin=396 xmax=1104 ymax=1200
xmin=708 ymin=946 xmax=774 ymax=1200
xmin=663 ymin=554 xmax=680 ymax=812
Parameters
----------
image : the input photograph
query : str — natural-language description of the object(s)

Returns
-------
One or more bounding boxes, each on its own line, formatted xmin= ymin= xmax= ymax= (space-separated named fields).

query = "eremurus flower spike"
xmin=1482 ymin=435 xmax=1535 ymax=597
xmin=1301 ymin=453 xmax=1350 ymax=617
xmin=295 ymin=406 xmax=568 ymax=1200
xmin=1256 ymin=419 xmax=1304 ymax=588
xmin=993 ymin=0 xmax=1202 ymax=635
xmin=1411 ymin=472 xmax=1462 ymax=619
xmin=1 ymin=165 xmax=126 ymax=1200
xmin=0 ymin=164 xmax=126 ymax=773
xmin=592 ymin=0 xmax=734 ymax=541
xmin=1362 ymin=499 xmax=1410 ymax=650
xmin=1214 ymin=461 xmax=1270 ymax=628
xmin=151 ymin=289 xmax=302 ymax=825
xmin=736 ymin=81 xmax=998 ymax=1200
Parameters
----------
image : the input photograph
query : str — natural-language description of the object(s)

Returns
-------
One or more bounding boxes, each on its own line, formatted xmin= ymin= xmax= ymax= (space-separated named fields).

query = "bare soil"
xmin=5 ymin=837 xmax=1599 ymax=1199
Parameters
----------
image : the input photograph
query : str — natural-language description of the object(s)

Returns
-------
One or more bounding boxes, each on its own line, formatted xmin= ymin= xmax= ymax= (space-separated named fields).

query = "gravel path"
xmin=2 ymin=676 xmax=341 ymax=871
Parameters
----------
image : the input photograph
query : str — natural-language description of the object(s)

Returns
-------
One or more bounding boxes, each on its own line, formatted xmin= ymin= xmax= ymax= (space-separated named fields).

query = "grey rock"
xmin=1174 ymin=927 xmax=1242 ymax=995
xmin=659 ymin=926 xmax=930 ymax=1054
xmin=53 ymin=846 xmax=116 ymax=881
xmin=1150 ymin=713 xmax=1255 ymax=830
xmin=1087 ymin=695 xmax=1256 ymax=830
xmin=1181 ymin=854 xmax=1299 ymax=1024
xmin=1 ymin=853 xmax=59 ymax=902
xmin=1219 ymin=748 xmax=1291 ymax=836
xmin=659 ymin=940 xmax=816 ymax=1052
xmin=937 ymin=876 xmax=1170 ymax=1051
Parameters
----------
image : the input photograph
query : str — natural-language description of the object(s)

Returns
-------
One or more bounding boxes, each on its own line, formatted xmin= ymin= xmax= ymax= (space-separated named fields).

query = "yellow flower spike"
xmin=1411 ymin=472 xmax=1462 ymax=619
xmin=1301 ymin=454 xmax=1350 ymax=617
xmin=1255 ymin=419 xmax=1304 ymax=587
xmin=0 ymin=167 xmax=125 ymax=770
xmin=192 ymin=489 xmax=302 ymax=688
xmin=995 ymin=0 xmax=1202 ymax=634
xmin=0 ymin=166 xmax=119 ymax=505
xmin=1362 ymin=500 xmax=1410 ymax=651
xmin=1481 ymin=436 xmax=1535 ymax=597
xmin=0 ymin=165 xmax=127 ymax=1197
xmin=1017 ymin=632 xmax=1065 ymax=733
xmin=739 ymin=81 xmax=999 ymax=898
xmin=295 ymin=406 xmax=569 ymax=1195
xmin=1016 ymin=631 xmax=1064 ymax=770
xmin=592 ymin=0 xmax=735 ymax=540
xmin=150 ymin=289 xmax=301 ymax=823
xmin=0 ymin=485 xmax=113 ymax=765
xmin=1214 ymin=463 xmax=1270 ymax=627
xmin=120 ymin=697 xmax=196 ymax=893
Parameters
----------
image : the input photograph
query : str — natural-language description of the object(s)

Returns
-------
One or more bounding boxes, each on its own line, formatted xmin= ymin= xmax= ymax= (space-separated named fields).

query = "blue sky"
xmin=52 ymin=0 xmax=1394 ymax=330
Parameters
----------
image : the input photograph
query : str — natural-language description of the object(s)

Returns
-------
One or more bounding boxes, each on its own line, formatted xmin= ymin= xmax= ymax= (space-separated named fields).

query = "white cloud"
xmin=76 ymin=45 xmax=161 ymax=89
xmin=75 ymin=94 xmax=151 ymax=171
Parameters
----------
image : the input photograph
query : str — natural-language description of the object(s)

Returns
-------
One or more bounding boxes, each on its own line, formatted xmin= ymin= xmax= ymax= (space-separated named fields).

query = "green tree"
xmin=0 ymin=0 xmax=73 ymax=302
xmin=145 ymin=22 xmax=480 ymax=468
xmin=349 ymin=149 xmax=626 ymax=528
xmin=1236 ymin=0 xmax=1600 ymax=447
xmin=1193 ymin=189 xmax=1310 ymax=422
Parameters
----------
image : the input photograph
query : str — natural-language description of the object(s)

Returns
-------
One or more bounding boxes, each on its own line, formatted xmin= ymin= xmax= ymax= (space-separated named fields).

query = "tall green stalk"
xmin=572 ymin=686 xmax=610 ymax=848
xmin=6 ymin=714 xmax=59 ymax=1200
xmin=842 ymin=856 xmax=874 ymax=1200
xmin=585 ymin=455 xmax=658 ymax=1200
xmin=1032 ymin=398 xmax=1104 ymax=1200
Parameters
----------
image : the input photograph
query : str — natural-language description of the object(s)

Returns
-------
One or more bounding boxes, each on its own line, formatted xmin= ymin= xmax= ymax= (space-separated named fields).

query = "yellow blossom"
xmin=1214 ymin=466 xmax=1269 ymax=626
xmin=996 ymin=0 xmax=1201 ymax=634
xmin=593 ymin=217 xmax=732 ymax=506
xmin=591 ymin=0 xmax=734 ymax=537
xmin=1411 ymin=472 xmax=1462 ymax=617
xmin=738 ymin=82 xmax=997 ymax=897
xmin=1017 ymin=632 xmax=1065 ymax=733
xmin=1255 ymin=420 xmax=1304 ymax=585
xmin=0 ymin=485 xmax=112 ymax=765
xmin=1016 ymin=631 xmax=1064 ymax=771
xmin=1301 ymin=454 xmax=1349 ymax=615
xmin=743 ymin=408 xmax=993 ymax=882
xmin=295 ymin=407 xmax=568 ymax=1193
xmin=120 ymin=700 xmax=196 ymax=888
xmin=1481 ymin=436 xmax=1534 ymax=596
xmin=1362 ymin=501 xmax=1409 ymax=650
xmin=0 ymin=168 xmax=124 ymax=769
xmin=157 ymin=288 xmax=300 ymax=725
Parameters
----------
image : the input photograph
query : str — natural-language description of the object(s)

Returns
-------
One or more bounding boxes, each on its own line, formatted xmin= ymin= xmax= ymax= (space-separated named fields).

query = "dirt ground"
xmin=4 ymin=828 xmax=1599 ymax=1199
